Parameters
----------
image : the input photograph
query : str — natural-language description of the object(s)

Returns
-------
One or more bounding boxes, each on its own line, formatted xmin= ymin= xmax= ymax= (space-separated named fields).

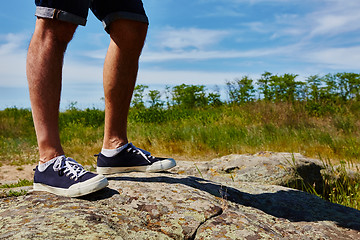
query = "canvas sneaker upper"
xmin=33 ymin=155 xmax=108 ymax=197
xmin=96 ymin=143 xmax=176 ymax=174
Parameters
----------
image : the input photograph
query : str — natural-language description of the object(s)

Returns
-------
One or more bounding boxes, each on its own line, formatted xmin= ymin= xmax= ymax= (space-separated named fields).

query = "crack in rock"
xmin=190 ymin=206 xmax=224 ymax=240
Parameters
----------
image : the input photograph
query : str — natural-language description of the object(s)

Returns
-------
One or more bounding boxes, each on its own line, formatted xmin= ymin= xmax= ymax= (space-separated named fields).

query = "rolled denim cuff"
xmin=35 ymin=6 xmax=87 ymax=26
xmin=102 ymin=11 xmax=149 ymax=32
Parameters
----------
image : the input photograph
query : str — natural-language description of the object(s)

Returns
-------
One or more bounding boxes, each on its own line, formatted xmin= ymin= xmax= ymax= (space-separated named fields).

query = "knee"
xmin=108 ymin=19 xmax=148 ymax=54
xmin=34 ymin=18 xmax=77 ymax=45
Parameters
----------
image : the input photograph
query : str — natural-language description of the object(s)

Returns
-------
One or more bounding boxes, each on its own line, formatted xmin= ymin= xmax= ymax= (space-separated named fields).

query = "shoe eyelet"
xmin=58 ymin=169 xmax=64 ymax=176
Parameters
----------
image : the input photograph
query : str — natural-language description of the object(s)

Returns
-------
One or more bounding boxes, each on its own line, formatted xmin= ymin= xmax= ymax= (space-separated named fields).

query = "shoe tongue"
xmin=130 ymin=144 xmax=151 ymax=156
xmin=38 ymin=155 xmax=65 ymax=172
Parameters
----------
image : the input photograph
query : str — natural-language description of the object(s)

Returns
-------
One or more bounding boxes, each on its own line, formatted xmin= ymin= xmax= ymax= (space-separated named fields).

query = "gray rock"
xmin=170 ymin=152 xmax=327 ymax=192
xmin=1 ymin=171 xmax=360 ymax=239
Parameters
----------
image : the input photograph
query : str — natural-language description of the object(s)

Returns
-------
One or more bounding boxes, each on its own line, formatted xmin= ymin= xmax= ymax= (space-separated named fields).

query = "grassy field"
xmin=1 ymin=101 xmax=360 ymax=166
xmin=1 ymin=101 xmax=360 ymax=209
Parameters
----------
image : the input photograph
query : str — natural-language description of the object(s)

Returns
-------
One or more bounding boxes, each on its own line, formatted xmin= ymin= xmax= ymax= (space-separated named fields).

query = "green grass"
xmin=2 ymin=189 xmax=28 ymax=198
xmin=1 ymin=102 xmax=360 ymax=165
xmin=127 ymin=102 xmax=360 ymax=163
xmin=0 ymin=179 xmax=33 ymax=188
xmin=0 ymin=179 xmax=32 ymax=198
xmin=286 ymin=155 xmax=360 ymax=210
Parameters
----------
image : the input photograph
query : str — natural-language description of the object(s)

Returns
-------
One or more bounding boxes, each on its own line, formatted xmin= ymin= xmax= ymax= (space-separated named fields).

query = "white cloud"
xmin=141 ymin=45 xmax=296 ymax=62
xmin=155 ymin=27 xmax=229 ymax=50
xmin=276 ymin=0 xmax=360 ymax=38
xmin=0 ymin=33 xmax=28 ymax=54
xmin=309 ymin=7 xmax=360 ymax=37
xmin=234 ymin=0 xmax=360 ymax=41
xmin=81 ymin=27 xmax=231 ymax=59
xmin=62 ymin=60 xmax=103 ymax=84
xmin=78 ymin=48 xmax=107 ymax=60
xmin=0 ymin=52 xmax=26 ymax=87
xmin=137 ymin=69 xmax=260 ymax=86
xmin=197 ymin=5 xmax=245 ymax=17
xmin=0 ymin=32 xmax=104 ymax=88
xmin=303 ymin=46 xmax=360 ymax=70
xmin=0 ymin=33 xmax=29 ymax=87
xmin=241 ymin=22 xmax=269 ymax=33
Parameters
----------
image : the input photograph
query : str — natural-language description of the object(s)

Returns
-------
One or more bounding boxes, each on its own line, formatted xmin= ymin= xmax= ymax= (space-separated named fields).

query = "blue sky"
xmin=1 ymin=0 xmax=360 ymax=109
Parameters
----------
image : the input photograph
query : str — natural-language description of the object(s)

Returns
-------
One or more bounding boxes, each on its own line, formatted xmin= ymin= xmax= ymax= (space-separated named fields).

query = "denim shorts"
xmin=35 ymin=0 xmax=148 ymax=30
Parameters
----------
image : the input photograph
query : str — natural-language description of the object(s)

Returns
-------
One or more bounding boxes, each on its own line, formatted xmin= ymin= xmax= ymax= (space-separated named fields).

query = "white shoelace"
xmin=53 ymin=156 xmax=87 ymax=181
xmin=127 ymin=143 xmax=155 ymax=163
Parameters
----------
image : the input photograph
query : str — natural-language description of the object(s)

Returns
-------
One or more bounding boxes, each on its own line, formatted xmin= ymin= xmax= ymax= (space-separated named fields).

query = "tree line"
xmin=131 ymin=72 xmax=360 ymax=115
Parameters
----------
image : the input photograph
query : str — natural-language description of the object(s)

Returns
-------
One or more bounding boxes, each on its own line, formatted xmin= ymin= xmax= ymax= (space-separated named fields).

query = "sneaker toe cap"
xmin=147 ymin=158 xmax=176 ymax=172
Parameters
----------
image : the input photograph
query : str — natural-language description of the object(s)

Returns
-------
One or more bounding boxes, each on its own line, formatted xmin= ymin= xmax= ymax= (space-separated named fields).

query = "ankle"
xmin=102 ymin=138 xmax=128 ymax=150
xmin=39 ymin=150 xmax=65 ymax=164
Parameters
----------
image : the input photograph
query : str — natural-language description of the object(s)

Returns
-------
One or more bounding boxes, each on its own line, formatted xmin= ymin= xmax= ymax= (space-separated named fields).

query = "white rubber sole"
xmin=33 ymin=175 xmax=109 ymax=197
xmin=97 ymin=158 xmax=176 ymax=175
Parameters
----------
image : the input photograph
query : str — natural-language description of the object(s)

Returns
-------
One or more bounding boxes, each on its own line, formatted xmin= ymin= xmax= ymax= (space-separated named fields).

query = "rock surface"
xmin=171 ymin=152 xmax=324 ymax=186
xmin=1 ymin=153 xmax=360 ymax=239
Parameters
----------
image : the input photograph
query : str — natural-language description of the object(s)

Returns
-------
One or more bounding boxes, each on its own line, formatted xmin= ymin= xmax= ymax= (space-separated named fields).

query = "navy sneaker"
xmin=33 ymin=156 xmax=108 ymax=197
xmin=96 ymin=143 xmax=176 ymax=175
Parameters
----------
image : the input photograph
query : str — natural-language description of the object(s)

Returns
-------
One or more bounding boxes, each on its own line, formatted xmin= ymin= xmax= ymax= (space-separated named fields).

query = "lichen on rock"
xmin=1 ymin=154 xmax=360 ymax=239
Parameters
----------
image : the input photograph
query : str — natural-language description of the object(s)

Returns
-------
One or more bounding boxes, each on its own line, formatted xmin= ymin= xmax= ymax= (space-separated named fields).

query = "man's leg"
xmin=102 ymin=19 xmax=148 ymax=150
xmin=27 ymin=18 xmax=77 ymax=163
xmin=97 ymin=19 xmax=176 ymax=174
xmin=28 ymin=18 xmax=108 ymax=197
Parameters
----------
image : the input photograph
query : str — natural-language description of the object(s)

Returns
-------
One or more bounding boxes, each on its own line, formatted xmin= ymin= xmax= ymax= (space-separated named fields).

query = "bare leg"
xmin=102 ymin=19 xmax=148 ymax=149
xmin=26 ymin=18 xmax=77 ymax=163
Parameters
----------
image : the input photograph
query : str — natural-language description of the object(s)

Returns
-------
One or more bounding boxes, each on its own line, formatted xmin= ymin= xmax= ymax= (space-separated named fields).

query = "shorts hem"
xmin=35 ymin=6 xmax=87 ymax=26
xmin=102 ymin=12 xmax=149 ymax=32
